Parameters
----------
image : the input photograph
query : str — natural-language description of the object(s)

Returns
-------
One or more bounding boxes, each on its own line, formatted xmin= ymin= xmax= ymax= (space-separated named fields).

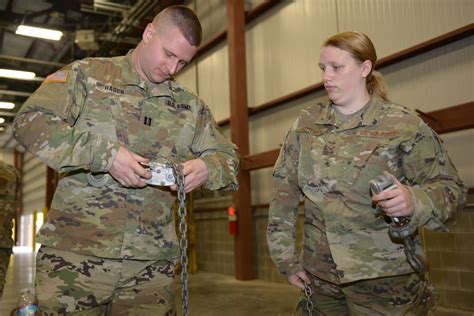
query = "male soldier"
xmin=13 ymin=5 xmax=239 ymax=315
xmin=0 ymin=161 xmax=19 ymax=299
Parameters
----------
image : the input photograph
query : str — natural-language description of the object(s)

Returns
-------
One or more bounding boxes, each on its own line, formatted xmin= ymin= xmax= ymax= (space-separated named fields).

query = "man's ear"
xmin=142 ymin=23 xmax=155 ymax=43
xmin=361 ymin=60 xmax=372 ymax=78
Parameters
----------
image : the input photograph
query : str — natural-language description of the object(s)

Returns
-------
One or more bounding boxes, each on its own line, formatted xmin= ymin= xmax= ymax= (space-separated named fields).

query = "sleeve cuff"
xmin=407 ymin=186 xmax=446 ymax=231
xmin=199 ymin=155 xmax=238 ymax=191
xmin=279 ymin=261 xmax=303 ymax=277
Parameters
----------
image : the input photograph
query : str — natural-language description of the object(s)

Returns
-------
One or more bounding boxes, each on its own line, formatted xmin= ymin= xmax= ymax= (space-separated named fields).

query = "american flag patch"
xmin=44 ymin=70 xmax=68 ymax=83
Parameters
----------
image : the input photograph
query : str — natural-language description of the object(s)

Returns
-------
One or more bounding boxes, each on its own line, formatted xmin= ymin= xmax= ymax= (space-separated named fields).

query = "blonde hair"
xmin=323 ymin=31 xmax=388 ymax=101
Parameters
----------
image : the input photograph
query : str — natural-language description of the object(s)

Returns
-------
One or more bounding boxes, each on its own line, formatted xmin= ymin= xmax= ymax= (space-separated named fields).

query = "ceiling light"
xmin=0 ymin=102 xmax=15 ymax=109
xmin=0 ymin=69 xmax=36 ymax=80
xmin=16 ymin=25 xmax=63 ymax=41
xmin=0 ymin=118 xmax=5 ymax=124
xmin=0 ymin=127 xmax=4 ymax=132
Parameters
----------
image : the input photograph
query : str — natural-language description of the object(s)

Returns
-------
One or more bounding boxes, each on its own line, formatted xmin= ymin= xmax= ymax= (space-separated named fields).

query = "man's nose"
xmin=169 ymin=60 xmax=180 ymax=75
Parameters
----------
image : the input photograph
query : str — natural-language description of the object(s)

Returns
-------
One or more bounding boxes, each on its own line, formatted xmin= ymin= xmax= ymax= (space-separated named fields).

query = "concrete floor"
xmin=0 ymin=247 xmax=36 ymax=316
xmin=176 ymin=272 xmax=299 ymax=315
xmin=0 ymin=248 xmax=300 ymax=315
xmin=2 ymin=249 xmax=472 ymax=316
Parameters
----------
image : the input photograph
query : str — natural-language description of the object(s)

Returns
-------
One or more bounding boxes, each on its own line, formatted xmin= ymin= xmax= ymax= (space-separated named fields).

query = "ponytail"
xmin=367 ymin=70 xmax=388 ymax=101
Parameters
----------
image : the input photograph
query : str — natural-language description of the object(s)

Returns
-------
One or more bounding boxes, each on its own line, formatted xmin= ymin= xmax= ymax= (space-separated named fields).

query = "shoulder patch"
xmin=44 ymin=70 xmax=68 ymax=84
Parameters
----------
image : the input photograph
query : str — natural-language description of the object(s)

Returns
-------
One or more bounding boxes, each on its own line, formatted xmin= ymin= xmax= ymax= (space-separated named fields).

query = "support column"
xmin=13 ymin=150 xmax=23 ymax=247
xmin=46 ymin=167 xmax=58 ymax=210
xmin=227 ymin=0 xmax=254 ymax=280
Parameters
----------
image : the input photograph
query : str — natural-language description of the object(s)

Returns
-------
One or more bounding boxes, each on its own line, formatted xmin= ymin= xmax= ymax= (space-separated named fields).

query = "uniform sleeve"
xmin=401 ymin=122 xmax=467 ymax=231
xmin=13 ymin=61 xmax=119 ymax=174
xmin=190 ymin=102 xmax=239 ymax=191
xmin=267 ymin=124 xmax=304 ymax=277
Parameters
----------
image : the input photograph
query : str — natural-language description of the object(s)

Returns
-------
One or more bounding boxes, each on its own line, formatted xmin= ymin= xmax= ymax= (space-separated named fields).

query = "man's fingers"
xmin=133 ymin=163 xmax=151 ymax=180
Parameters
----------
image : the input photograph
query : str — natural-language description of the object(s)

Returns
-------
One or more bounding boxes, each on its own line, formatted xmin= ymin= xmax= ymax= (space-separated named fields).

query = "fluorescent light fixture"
xmin=16 ymin=25 xmax=63 ymax=41
xmin=0 ymin=118 xmax=5 ymax=124
xmin=0 ymin=102 xmax=15 ymax=109
xmin=0 ymin=68 xmax=36 ymax=80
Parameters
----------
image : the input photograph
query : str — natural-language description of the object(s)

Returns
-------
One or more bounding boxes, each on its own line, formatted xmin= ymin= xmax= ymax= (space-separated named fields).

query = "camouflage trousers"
xmin=36 ymin=246 xmax=177 ymax=316
xmin=0 ymin=247 xmax=12 ymax=299
xmin=295 ymin=272 xmax=436 ymax=316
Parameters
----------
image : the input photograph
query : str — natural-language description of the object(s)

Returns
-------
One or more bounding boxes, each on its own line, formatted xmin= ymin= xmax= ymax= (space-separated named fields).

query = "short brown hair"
xmin=153 ymin=5 xmax=202 ymax=47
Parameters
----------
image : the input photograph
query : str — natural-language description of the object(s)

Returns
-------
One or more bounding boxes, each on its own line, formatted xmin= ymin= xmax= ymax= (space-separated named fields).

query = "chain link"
xmin=303 ymin=283 xmax=314 ymax=316
xmin=175 ymin=164 xmax=189 ymax=316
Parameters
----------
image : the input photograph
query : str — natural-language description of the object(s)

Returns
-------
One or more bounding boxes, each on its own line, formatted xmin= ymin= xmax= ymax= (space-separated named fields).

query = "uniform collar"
xmin=315 ymin=96 xmax=383 ymax=130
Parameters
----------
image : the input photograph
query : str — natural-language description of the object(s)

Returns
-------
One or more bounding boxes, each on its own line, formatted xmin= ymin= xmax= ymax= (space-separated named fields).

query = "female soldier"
xmin=267 ymin=31 xmax=466 ymax=315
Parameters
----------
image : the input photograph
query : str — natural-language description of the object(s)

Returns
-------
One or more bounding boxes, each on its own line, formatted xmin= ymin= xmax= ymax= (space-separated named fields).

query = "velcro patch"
xmin=357 ymin=129 xmax=399 ymax=138
xmin=44 ymin=71 xmax=68 ymax=84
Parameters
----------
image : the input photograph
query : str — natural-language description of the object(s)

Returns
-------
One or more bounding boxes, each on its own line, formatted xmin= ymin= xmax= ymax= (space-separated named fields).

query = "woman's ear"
xmin=361 ymin=60 xmax=372 ymax=78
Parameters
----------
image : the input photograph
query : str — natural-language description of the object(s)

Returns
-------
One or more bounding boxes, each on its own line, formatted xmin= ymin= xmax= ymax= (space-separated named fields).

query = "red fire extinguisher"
xmin=228 ymin=205 xmax=238 ymax=236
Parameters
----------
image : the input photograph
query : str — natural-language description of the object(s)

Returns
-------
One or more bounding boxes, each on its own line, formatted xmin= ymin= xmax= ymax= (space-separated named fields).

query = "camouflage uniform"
xmin=0 ymin=161 xmax=19 ymax=299
xmin=267 ymin=97 xmax=466 ymax=314
xmin=13 ymin=53 xmax=239 ymax=314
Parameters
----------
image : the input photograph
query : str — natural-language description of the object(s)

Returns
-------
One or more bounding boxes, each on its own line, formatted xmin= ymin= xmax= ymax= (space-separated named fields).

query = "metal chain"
xmin=176 ymin=164 xmax=189 ymax=316
xmin=303 ymin=283 xmax=314 ymax=316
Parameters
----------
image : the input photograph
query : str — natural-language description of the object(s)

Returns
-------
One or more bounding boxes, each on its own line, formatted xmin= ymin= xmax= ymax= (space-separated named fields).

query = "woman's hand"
xmin=372 ymin=177 xmax=414 ymax=218
xmin=288 ymin=271 xmax=311 ymax=290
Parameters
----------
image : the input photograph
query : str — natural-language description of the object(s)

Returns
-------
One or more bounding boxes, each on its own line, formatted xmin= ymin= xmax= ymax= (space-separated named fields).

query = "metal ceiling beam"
xmin=93 ymin=1 xmax=132 ymax=14
xmin=0 ymin=90 xmax=32 ymax=97
xmin=0 ymin=112 xmax=18 ymax=117
xmin=0 ymin=55 xmax=65 ymax=67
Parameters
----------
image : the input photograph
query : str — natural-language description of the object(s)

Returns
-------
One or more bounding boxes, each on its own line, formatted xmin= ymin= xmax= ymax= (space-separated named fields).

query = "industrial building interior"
xmin=0 ymin=0 xmax=472 ymax=315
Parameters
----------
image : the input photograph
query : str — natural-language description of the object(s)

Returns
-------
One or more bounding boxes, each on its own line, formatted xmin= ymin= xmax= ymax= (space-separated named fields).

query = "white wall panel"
xmin=249 ymin=91 xmax=328 ymax=154
xmin=175 ymin=62 xmax=198 ymax=95
xmin=197 ymin=44 xmax=230 ymax=121
xmin=194 ymin=0 xmax=227 ymax=44
xmin=0 ymin=150 xmax=14 ymax=165
xmin=441 ymin=129 xmax=474 ymax=188
xmin=190 ymin=1 xmax=473 ymax=204
xmin=247 ymin=0 xmax=473 ymax=204
xmin=251 ymin=167 xmax=274 ymax=205
xmin=246 ymin=0 xmax=337 ymax=107
xmin=384 ymin=37 xmax=473 ymax=112
xmin=337 ymin=0 xmax=474 ymax=58
xmin=22 ymin=152 xmax=46 ymax=215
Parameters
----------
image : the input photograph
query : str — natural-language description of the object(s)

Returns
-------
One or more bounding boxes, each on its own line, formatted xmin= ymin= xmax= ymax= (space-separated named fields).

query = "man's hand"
xmin=372 ymin=177 xmax=414 ymax=218
xmin=109 ymin=146 xmax=151 ymax=188
xmin=171 ymin=158 xmax=209 ymax=193
xmin=288 ymin=271 xmax=311 ymax=290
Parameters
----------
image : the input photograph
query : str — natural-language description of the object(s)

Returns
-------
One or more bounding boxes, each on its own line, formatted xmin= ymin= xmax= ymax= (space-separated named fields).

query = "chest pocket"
xmin=132 ymin=97 xmax=195 ymax=161
xmin=298 ymin=129 xmax=379 ymax=192
xmin=336 ymin=136 xmax=379 ymax=186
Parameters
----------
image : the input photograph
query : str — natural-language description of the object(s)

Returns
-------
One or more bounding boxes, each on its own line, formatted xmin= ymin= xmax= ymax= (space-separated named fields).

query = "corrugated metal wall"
xmin=178 ymin=0 xmax=473 ymax=203
xmin=0 ymin=149 xmax=47 ymax=248
xmin=176 ymin=1 xmax=474 ymax=292
xmin=20 ymin=152 xmax=46 ymax=247
xmin=22 ymin=152 xmax=46 ymax=216
xmin=8 ymin=0 xmax=472 ymax=286
xmin=0 ymin=151 xmax=14 ymax=164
